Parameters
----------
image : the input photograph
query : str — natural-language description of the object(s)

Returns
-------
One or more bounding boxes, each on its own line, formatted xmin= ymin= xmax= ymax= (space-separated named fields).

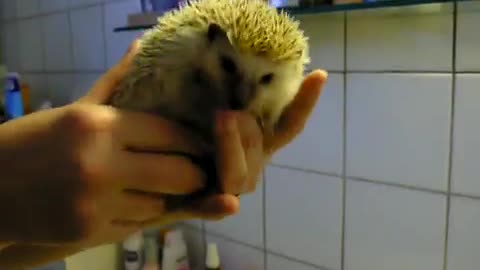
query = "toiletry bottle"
xmin=205 ymin=243 xmax=221 ymax=270
xmin=143 ymin=236 xmax=160 ymax=270
xmin=4 ymin=73 xmax=24 ymax=120
xmin=123 ymin=230 xmax=144 ymax=270
xmin=162 ymin=230 xmax=190 ymax=270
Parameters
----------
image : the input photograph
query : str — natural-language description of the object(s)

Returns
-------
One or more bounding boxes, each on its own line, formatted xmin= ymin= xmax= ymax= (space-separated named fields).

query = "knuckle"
xmin=62 ymin=104 xmax=114 ymax=135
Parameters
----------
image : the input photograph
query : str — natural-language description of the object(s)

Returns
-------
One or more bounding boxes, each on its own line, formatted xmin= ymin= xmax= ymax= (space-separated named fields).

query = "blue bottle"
xmin=4 ymin=73 xmax=24 ymax=120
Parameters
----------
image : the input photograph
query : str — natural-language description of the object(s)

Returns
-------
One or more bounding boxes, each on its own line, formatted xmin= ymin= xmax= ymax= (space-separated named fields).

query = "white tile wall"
xmin=345 ymin=180 xmax=446 ymax=270
xmin=47 ymin=74 xmax=74 ymax=106
xmin=451 ymin=74 xmax=480 ymax=196
xmin=346 ymin=73 xmax=451 ymax=191
xmin=347 ymin=5 xmax=453 ymax=71
xmin=104 ymin=0 xmax=143 ymax=68
xmin=42 ymin=13 xmax=73 ymax=71
xmin=2 ymin=22 xmax=19 ymax=70
xmin=298 ymin=13 xmax=344 ymax=71
xmin=272 ymin=74 xmax=344 ymax=175
xmin=456 ymin=1 xmax=480 ymax=71
xmin=40 ymin=0 xmax=70 ymax=14
xmin=447 ymin=196 xmax=480 ymax=270
xmin=205 ymin=177 xmax=264 ymax=248
xmin=70 ymin=6 xmax=106 ymax=71
xmin=3 ymin=1 xmax=480 ymax=270
xmin=267 ymin=254 xmax=319 ymax=270
xmin=18 ymin=18 xmax=44 ymax=71
xmin=266 ymin=167 xmax=342 ymax=269
xmin=16 ymin=0 xmax=41 ymax=18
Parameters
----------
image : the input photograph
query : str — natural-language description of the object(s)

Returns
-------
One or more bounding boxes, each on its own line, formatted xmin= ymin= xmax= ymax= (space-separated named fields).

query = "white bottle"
xmin=123 ymin=230 xmax=144 ymax=270
xmin=205 ymin=243 xmax=221 ymax=270
xmin=162 ymin=230 xmax=191 ymax=270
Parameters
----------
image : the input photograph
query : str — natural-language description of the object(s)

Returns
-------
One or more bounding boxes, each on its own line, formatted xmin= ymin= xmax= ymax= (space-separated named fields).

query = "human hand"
xmin=213 ymin=70 xmax=327 ymax=200
xmin=0 ymin=40 xmax=234 ymax=247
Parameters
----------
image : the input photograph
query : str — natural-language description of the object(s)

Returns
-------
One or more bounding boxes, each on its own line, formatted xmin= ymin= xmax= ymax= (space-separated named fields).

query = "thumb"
xmin=77 ymin=39 xmax=141 ymax=104
xmin=267 ymin=69 xmax=328 ymax=153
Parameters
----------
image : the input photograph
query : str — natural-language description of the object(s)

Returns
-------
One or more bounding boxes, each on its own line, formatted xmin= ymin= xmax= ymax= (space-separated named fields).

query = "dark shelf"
xmin=114 ymin=0 xmax=469 ymax=32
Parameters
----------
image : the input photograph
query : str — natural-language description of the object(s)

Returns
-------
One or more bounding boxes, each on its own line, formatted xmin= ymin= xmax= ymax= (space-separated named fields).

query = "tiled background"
xmin=1 ymin=0 xmax=480 ymax=270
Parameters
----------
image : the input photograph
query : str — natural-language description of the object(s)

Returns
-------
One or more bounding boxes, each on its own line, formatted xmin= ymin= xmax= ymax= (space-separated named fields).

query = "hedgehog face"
xmin=203 ymin=23 xmax=304 ymax=131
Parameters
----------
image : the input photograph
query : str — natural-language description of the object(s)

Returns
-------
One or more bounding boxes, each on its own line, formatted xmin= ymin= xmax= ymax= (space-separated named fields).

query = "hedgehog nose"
xmin=228 ymin=84 xmax=253 ymax=110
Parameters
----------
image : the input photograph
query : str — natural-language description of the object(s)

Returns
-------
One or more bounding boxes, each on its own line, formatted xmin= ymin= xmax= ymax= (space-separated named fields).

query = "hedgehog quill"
xmin=108 ymin=0 xmax=310 ymax=206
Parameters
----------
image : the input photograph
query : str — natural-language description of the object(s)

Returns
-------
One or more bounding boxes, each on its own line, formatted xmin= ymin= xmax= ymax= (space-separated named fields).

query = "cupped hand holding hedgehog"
xmin=0 ymin=0 xmax=327 ymax=268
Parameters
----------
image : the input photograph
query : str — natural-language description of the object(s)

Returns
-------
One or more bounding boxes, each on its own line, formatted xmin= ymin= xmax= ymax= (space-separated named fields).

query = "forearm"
xmin=0 ymin=244 xmax=82 ymax=270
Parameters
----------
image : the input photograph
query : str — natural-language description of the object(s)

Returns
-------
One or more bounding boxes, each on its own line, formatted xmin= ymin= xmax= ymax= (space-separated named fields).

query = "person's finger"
xmin=235 ymin=112 xmax=263 ymax=192
xmin=143 ymin=194 xmax=239 ymax=228
xmin=113 ymin=191 xmax=166 ymax=222
xmin=78 ymin=39 xmax=141 ymax=104
xmin=214 ymin=111 xmax=249 ymax=194
xmin=268 ymin=69 xmax=327 ymax=153
xmin=111 ymin=108 xmax=205 ymax=155
xmin=115 ymin=153 xmax=206 ymax=195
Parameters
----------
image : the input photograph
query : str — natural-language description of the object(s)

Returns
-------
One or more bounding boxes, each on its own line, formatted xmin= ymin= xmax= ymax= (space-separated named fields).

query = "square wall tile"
xmin=40 ymin=0 xmax=69 ymax=14
xmin=447 ymin=196 xmax=480 ymax=270
xmin=2 ymin=0 xmax=17 ymax=20
xmin=3 ymin=22 xmax=19 ymax=71
xmin=206 ymin=176 xmax=263 ymax=248
xmin=71 ymin=73 xmax=102 ymax=101
xmin=71 ymin=6 xmax=106 ymax=71
xmin=43 ymin=13 xmax=73 ymax=71
xmin=105 ymin=0 xmax=143 ymax=68
xmin=206 ymin=234 xmax=264 ymax=270
xmin=345 ymin=180 xmax=446 ymax=270
xmin=47 ymin=74 xmax=74 ymax=107
xmin=298 ymin=13 xmax=344 ymax=71
xmin=16 ymin=0 xmax=40 ymax=18
xmin=452 ymin=74 xmax=480 ymax=196
xmin=456 ymin=2 xmax=480 ymax=71
xmin=18 ymin=18 xmax=44 ymax=71
xmin=346 ymin=73 xmax=451 ymax=191
xmin=266 ymin=167 xmax=342 ymax=269
xmin=69 ymin=0 xmax=104 ymax=8
xmin=267 ymin=254 xmax=319 ymax=270
xmin=272 ymin=73 xmax=343 ymax=175
xmin=347 ymin=9 xmax=453 ymax=71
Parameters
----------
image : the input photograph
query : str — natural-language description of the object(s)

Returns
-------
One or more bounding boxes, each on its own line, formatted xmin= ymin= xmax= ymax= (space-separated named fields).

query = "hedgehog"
xmin=108 ymin=0 xmax=310 ymax=205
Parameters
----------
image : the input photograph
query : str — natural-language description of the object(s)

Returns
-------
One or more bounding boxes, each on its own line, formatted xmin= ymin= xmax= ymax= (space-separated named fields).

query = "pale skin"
xmin=0 ymin=40 xmax=327 ymax=269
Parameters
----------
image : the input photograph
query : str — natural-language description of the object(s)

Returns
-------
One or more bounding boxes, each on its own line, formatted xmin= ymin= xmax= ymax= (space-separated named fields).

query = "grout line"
xmin=340 ymin=11 xmax=348 ymax=270
xmin=269 ymin=163 xmax=480 ymax=200
xmin=205 ymin=229 xmax=333 ymax=270
xmin=268 ymin=163 xmax=341 ymax=178
xmin=262 ymin=170 xmax=267 ymax=270
xmin=443 ymin=1 xmax=458 ymax=269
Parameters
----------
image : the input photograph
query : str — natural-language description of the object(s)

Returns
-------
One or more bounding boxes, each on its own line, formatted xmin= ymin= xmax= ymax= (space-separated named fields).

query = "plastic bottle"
xmin=142 ymin=236 xmax=160 ymax=270
xmin=3 ymin=72 xmax=24 ymax=120
xmin=205 ymin=243 xmax=221 ymax=270
xmin=123 ymin=230 xmax=144 ymax=270
xmin=162 ymin=230 xmax=190 ymax=270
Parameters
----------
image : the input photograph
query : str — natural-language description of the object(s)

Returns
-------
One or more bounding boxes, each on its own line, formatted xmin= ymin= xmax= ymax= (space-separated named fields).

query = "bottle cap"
xmin=206 ymin=243 xmax=220 ymax=269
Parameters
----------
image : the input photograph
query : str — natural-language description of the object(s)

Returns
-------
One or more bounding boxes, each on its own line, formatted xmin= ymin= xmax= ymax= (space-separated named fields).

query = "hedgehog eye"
xmin=220 ymin=56 xmax=236 ymax=74
xmin=259 ymin=73 xmax=274 ymax=85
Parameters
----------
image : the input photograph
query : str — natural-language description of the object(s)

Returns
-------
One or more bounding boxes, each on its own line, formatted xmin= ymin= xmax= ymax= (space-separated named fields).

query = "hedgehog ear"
xmin=207 ymin=23 xmax=228 ymax=43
